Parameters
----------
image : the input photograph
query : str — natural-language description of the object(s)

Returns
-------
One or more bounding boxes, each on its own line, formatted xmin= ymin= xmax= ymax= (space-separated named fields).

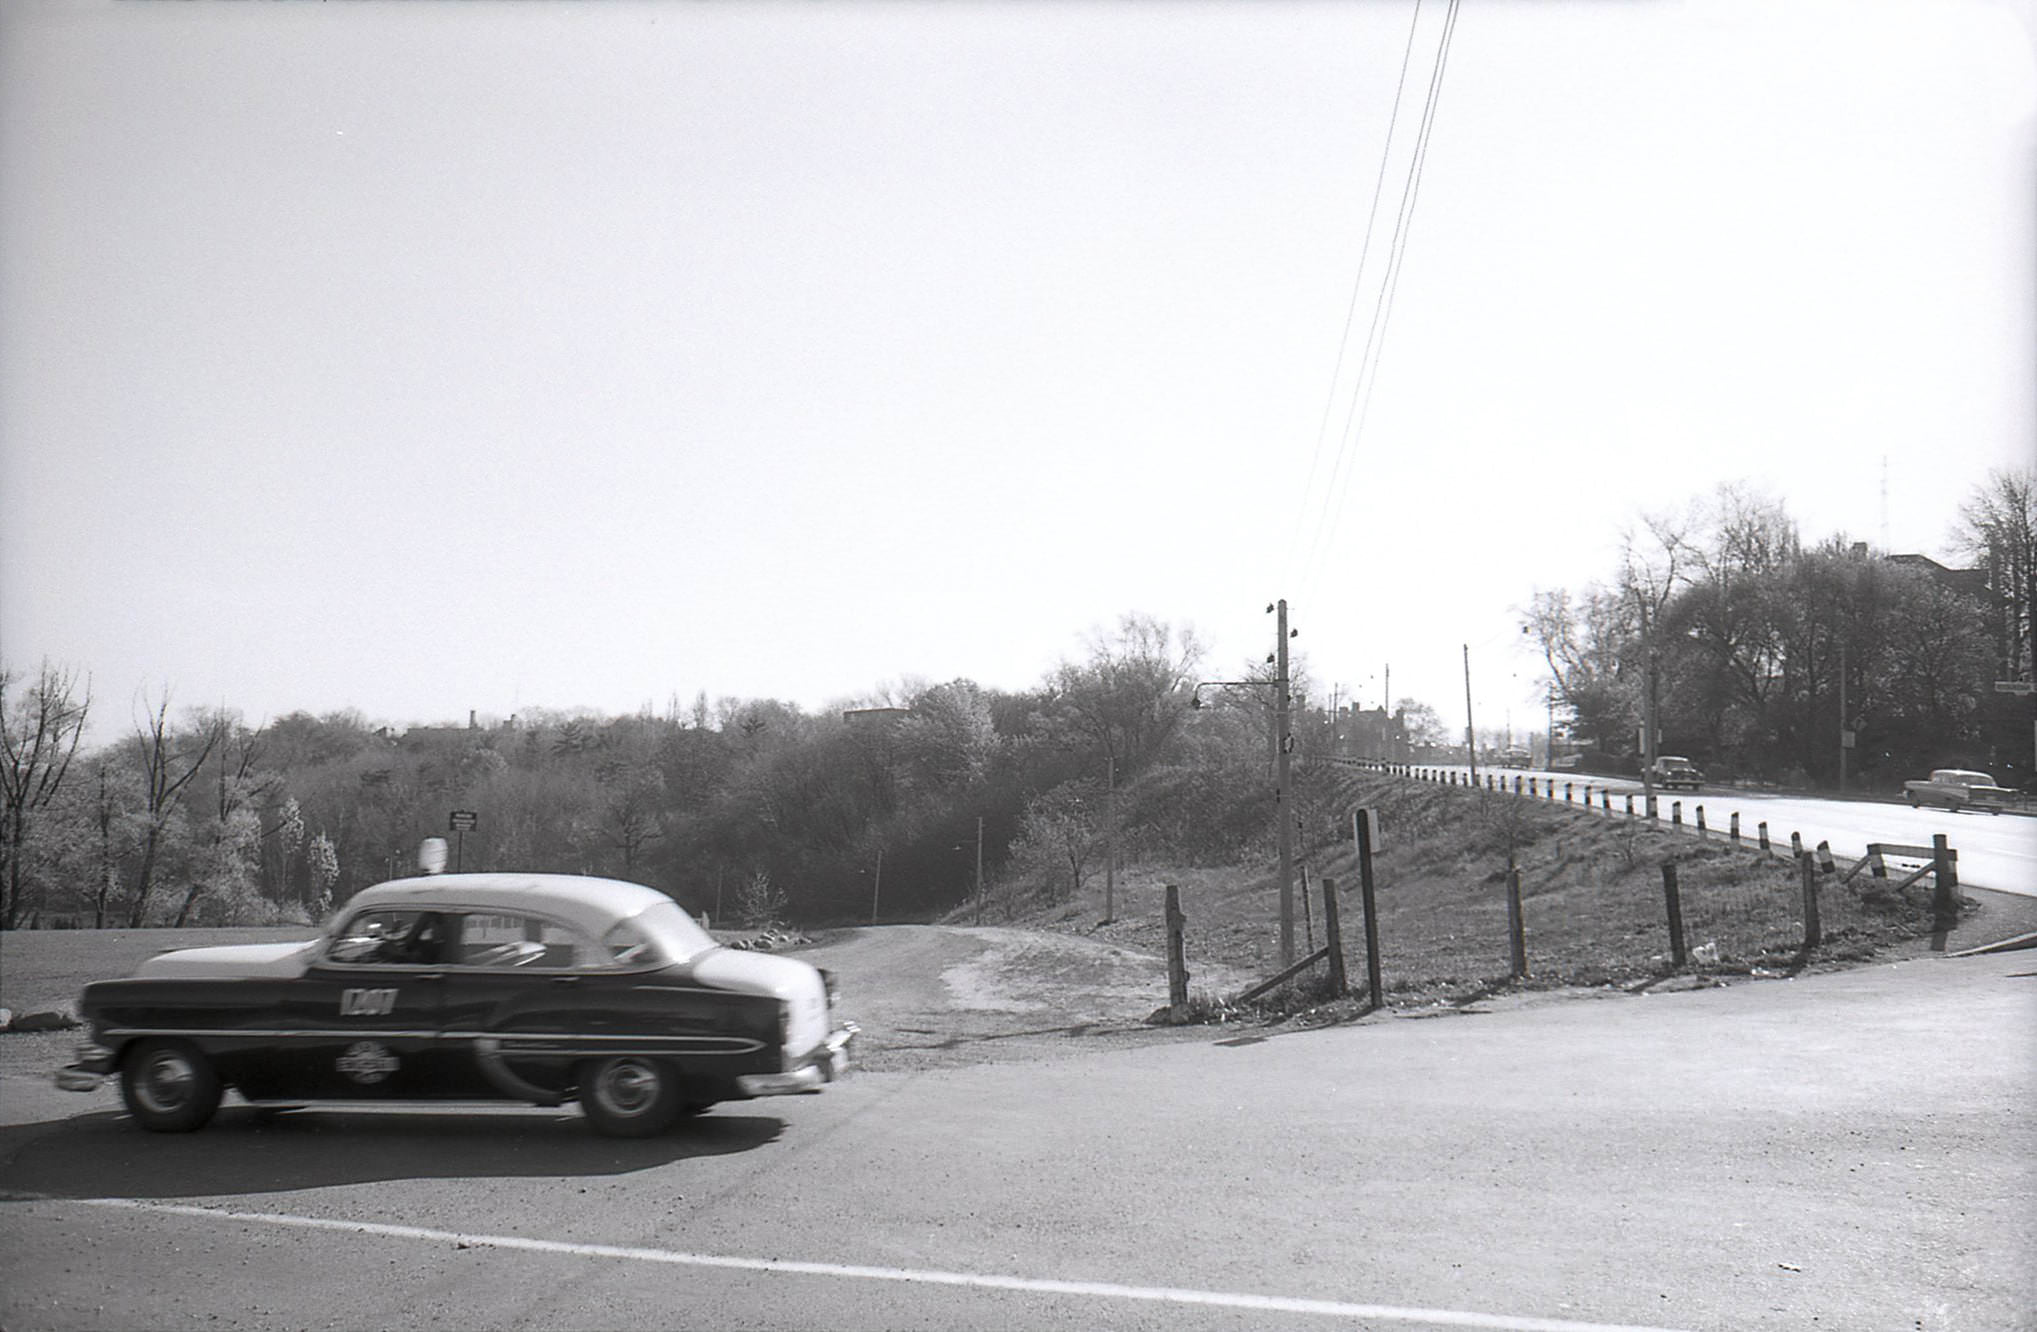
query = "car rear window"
xmin=601 ymin=900 xmax=716 ymax=967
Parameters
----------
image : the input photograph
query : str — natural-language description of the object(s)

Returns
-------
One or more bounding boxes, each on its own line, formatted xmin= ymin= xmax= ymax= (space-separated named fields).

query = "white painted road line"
xmin=5 ymin=1193 xmax=1696 ymax=1332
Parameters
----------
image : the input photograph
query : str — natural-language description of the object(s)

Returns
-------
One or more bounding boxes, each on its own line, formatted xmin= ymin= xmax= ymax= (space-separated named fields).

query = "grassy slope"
xmin=964 ymin=767 xmax=2037 ymax=1013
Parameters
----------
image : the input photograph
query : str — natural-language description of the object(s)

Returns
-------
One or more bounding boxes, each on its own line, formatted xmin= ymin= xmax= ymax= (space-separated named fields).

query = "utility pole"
xmin=1838 ymin=637 xmax=1849 ymax=794
xmin=1463 ymin=643 xmax=1478 ymax=785
xmin=973 ymin=815 xmax=984 ymax=925
xmin=1275 ymin=599 xmax=1295 ymax=968
xmin=1383 ymin=663 xmax=1392 ymax=760
xmin=1545 ymin=686 xmax=1556 ymax=770
xmin=1640 ymin=598 xmax=1658 ymax=806
xmin=1104 ymin=754 xmax=1117 ymax=924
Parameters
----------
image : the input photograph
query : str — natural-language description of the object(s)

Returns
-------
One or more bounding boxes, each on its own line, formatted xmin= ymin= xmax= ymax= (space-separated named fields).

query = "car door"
xmin=261 ymin=907 xmax=451 ymax=1100
xmin=433 ymin=909 xmax=613 ymax=1101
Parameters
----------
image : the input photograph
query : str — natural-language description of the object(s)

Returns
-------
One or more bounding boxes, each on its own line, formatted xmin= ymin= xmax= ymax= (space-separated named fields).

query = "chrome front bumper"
xmin=55 ymin=1042 xmax=113 ymax=1093
xmin=55 ymin=1065 xmax=105 ymax=1092
xmin=736 ymin=1022 xmax=858 ymax=1097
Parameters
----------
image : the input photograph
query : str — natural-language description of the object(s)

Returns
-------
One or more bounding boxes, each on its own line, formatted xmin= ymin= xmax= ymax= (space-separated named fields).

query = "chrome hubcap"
xmin=137 ymin=1052 xmax=194 ymax=1113
xmin=597 ymin=1061 xmax=659 ymax=1116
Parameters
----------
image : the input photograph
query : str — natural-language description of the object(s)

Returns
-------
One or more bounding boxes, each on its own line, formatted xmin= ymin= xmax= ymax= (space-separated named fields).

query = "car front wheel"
xmin=120 ymin=1039 xmax=222 ymax=1133
xmin=579 ymin=1056 xmax=686 ymax=1137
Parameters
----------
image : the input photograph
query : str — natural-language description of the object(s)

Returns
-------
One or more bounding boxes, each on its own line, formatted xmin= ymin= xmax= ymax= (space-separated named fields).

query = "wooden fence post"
xmin=1931 ymin=834 xmax=1959 ymax=927
xmin=1322 ymin=876 xmax=1348 ymax=997
xmin=1505 ymin=866 xmax=1528 ymax=979
xmin=1164 ymin=885 xmax=1189 ymax=1013
xmin=1354 ymin=809 xmax=1384 ymax=1009
xmin=1799 ymin=852 xmax=1822 ymax=950
xmin=1661 ymin=862 xmax=1686 ymax=967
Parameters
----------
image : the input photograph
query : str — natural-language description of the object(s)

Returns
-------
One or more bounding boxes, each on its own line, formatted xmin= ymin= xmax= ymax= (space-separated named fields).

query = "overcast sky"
xmin=4 ymin=0 xmax=2033 ymax=745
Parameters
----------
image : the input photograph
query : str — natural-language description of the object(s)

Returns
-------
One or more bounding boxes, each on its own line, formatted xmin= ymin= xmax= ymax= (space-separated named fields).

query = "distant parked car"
xmin=55 ymin=873 xmax=857 ymax=1136
xmin=1903 ymin=769 xmax=2013 ymax=814
xmin=1647 ymin=756 xmax=1704 ymax=790
xmin=1499 ymin=748 xmax=1532 ymax=769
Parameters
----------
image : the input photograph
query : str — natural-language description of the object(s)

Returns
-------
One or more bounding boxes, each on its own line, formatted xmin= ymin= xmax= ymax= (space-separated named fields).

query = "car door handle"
xmin=416 ymin=972 xmax=445 ymax=982
xmin=551 ymin=975 xmax=581 ymax=986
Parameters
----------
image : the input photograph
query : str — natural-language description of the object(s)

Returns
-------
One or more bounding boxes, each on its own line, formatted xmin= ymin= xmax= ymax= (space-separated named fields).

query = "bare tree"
xmin=0 ymin=662 xmax=91 ymax=927
xmin=126 ymin=690 xmax=221 ymax=927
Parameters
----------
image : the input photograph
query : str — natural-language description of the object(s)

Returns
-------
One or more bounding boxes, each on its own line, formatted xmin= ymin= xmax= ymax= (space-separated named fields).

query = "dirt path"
xmin=800 ymin=924 xmax=1260 ymax=1073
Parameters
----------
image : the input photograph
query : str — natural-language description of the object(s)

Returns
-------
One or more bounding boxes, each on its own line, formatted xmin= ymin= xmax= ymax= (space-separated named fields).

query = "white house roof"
xmin=340 ymin=873 xmax=676 ymax=938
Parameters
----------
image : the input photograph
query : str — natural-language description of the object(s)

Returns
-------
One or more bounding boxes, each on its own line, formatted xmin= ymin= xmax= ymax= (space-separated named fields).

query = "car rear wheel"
xmin=120 ymin=1039 xmax=222 ymax=1133
xmin=579 ymin=1056 xmax=686 ymax=1137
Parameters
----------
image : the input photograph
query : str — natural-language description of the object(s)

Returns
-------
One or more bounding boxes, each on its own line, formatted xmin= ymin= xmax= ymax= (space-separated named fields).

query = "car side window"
xmin=452 ymin=912 xmax=592 ymax=969
xmin=327 ymin=910 xmax=448 ymax=966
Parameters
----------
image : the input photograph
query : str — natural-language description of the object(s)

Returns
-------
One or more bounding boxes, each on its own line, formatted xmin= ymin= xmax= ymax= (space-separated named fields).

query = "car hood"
xmin=132 ymin=940 xmax=321 ymax=980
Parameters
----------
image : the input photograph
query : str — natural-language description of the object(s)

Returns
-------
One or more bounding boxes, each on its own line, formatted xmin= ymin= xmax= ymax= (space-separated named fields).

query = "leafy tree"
xmin=1 ymin=661 xmax=91 ymax=927
xmin=1957 ymin=467 xmax=2036 ymax=680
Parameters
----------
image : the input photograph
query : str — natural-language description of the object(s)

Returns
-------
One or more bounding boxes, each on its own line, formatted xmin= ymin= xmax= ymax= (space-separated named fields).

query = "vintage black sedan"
xmin=55 ymin=873 xmax=856 ymax=1137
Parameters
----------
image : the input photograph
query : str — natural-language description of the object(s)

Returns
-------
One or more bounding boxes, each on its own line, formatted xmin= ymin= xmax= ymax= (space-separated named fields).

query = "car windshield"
xmin=601 ymin=899 xmax=717 ymax=967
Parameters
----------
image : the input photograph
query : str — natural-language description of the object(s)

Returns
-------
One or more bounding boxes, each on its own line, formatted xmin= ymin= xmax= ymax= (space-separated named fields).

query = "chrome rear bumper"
xmin=736 ymin=1022 xmax=857 ymax=1097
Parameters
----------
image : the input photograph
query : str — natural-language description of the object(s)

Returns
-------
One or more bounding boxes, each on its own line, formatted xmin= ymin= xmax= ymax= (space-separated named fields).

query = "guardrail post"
xmin=1816 ymin=840 xmax=1835 ymax=874
xmin=1647 ymin=793 xmax=1659 ymax=819
xmin=1625 ymin=793 xmax=1635 ymax=817
xmin=1661 ymin=862 xmax=1686 ymax=967
xmin=1758 ymin=821 xmax=1770 ymax=852
xmin=1602 ymin=789 xmax=1612 ymax=812
xmin=1790 ymin=831 xmax=1803 ymax=858
xmin=1799 ymin=852 xmax=1822 ymax=950
xmin=1564 ymin=782 xmax=1574 ymax=803
xmin=1671 ymin=800 xmax=1683 ymax=829
xmin=1695 ymin=806 xmax=1707 ymax=839
xmin=1730 ymin=812 xmax=1740 ymax=843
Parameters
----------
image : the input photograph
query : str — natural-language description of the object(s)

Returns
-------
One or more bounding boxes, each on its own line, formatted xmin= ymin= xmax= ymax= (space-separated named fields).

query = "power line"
xmin=1298 ymin=0 xmax=1462 ymax=586
xmin=1287 ymin=0 xmax=1431 ymax=580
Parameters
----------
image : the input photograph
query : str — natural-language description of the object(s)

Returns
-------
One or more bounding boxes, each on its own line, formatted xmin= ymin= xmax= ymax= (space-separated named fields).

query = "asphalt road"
xmin=1423 ymin=767 xmax=2037 ymax=898
xmin=2 ymin=926 xmax=2031 ymax=1331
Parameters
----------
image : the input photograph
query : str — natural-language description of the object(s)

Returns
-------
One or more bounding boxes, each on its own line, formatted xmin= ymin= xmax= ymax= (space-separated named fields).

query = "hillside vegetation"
xmin=967 ymin=766 xmax=2005 ymax=1016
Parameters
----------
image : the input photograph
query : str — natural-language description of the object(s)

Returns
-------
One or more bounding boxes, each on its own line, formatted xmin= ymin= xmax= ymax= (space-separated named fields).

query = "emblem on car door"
xmin=337 ymin=1041 xmax=399 ymax=1084
xmin=339 ymin=987 xmax=398 ymax=1016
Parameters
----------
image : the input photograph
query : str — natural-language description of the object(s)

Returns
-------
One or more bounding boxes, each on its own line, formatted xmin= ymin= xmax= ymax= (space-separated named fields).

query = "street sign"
xmin=1994 ymin=681 xmax=2035 ymax=695
xmin=449 ymin=810 xmax=479 ymax=831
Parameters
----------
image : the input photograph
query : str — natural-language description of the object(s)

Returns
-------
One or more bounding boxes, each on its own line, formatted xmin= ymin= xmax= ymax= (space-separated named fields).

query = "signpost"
xmin=448 ymin=810 xmax=478 ymax=873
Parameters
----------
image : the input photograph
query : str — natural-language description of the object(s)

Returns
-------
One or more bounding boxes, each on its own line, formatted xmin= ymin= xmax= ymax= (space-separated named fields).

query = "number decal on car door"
xmin=339 ymin=988 xmax=398 ymax=1016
